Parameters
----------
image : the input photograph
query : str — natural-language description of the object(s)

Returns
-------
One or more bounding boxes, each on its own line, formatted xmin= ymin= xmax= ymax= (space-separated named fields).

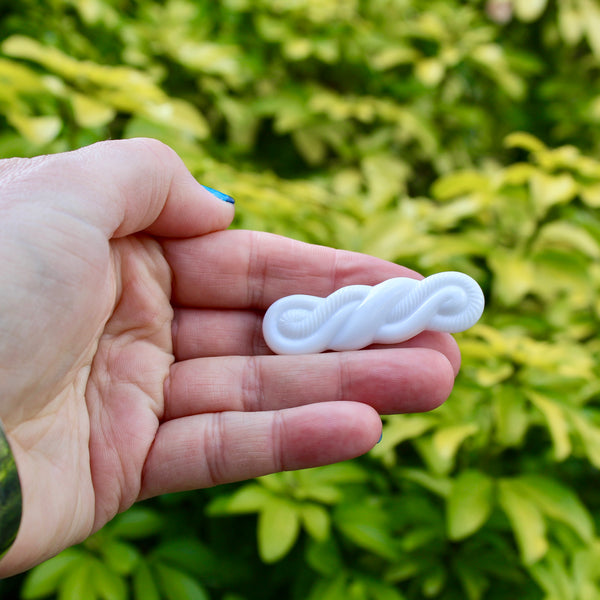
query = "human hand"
xmin=0 ymin=139 xmax=459 ymax=576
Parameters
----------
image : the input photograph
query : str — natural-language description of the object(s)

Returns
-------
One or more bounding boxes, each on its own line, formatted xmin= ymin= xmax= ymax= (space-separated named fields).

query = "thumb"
xmin=8 ymin=138 xmax=235 ymax=239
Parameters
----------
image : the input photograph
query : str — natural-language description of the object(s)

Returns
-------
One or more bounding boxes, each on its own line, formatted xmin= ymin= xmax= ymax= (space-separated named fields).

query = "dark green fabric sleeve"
xmin=0 ymin=422 xmax=21 ymax=557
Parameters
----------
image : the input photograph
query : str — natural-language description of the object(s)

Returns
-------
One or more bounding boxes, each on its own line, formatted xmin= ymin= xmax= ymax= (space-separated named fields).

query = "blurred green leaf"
xmin=108 ymin=506 xmax=163 ymax=539
xmin=447 ymin=470 xmax=494 ymax=540
xmin=306 ymin=537 xmax=343 ymax=577
xmin=513 ymin=0 xmax=548 ymax=22
xmin=530 ymin=172 xmax=578 ymax=216
xmin=58 ymin=558 xmax=96 ymax=600
xmin=431 ymin=171 xmax=491 ymax=201
xmin=152 ymin=538 xmax=218 ymax=576
xmin=300 ymin=503 xmax=331 ymax=541
xmin=569 ymin=411 xmax=600 ymax=469
xmin=493 ymin=385 xmax=530 ymax=447
xmin=398 ymin=468 xmax=452 ymax=498
xmin=71 ymin=93 xmax=116 ymax=128
xmin=498 ymin=479 xmax=549 ymax=565
xmin=529 ymin=549 xmax=575 ymax=600
xmin=308 ymin=574 xmax=348 ymax=600
xmin=99 ymin=540 xmax=141 ymax=575
xmin=334 ymin=501 xmax=400 ymax=561
xmin=528 ymin=392 xmax=572 ymax=461
xmin=421 ymin=564 xmax=447 ymax=598
xmin=371 ymin=415 xmax=437 ymax=463
xmin=155 ymin=563 xmax=210 ymax=600
xmin=132 ymin=560 xmax=160 ymax=600
xmin=504 ymin=132 xmax=547 ymax=153
xmin=90 ymin=558 xmax=127 ymax=600
xmin=6 ymin=113 xmax=62 ymax=146
xmin=258 ymin=496 xmax=301 ymax=563
xmin=22 ymin=549 xmax=84 ymax=599
xmin=207 ymin=483 xmax=272 ymax=515
xmin=514 ymin=475 xmax=594 ymax=542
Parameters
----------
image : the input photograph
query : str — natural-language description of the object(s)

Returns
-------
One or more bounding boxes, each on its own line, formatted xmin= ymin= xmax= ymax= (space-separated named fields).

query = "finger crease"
xmin=271 ymin=411 xmax=286 ymax=472
xmin=204 ymin=413 xmax=226 ymax=487
xmin=247 ymin=230 xmax=266 ymax=307
xmin=252 ymin=311 xmax=269 ymax=356
xmin=338 ymin=353 xmax=350 ymax=403
xmin=241 ymin=356 xmax=264 ymax=412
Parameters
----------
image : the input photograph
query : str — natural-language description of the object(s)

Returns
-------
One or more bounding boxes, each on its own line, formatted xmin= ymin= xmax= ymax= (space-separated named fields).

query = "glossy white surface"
xmin=263 ymin=271 xmax=484 ymax=355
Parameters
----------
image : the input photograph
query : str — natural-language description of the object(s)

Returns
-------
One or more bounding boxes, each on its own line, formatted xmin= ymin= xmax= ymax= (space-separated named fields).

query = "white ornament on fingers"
xmin=262 ymin=271 xmax=485 ymax=355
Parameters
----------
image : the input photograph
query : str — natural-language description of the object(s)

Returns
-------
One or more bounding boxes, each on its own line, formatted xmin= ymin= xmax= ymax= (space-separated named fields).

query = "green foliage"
xmin=2 ymin=0 xmax=600 ymax=599
xmin=0 ymin=426 xmax=21 ymax=558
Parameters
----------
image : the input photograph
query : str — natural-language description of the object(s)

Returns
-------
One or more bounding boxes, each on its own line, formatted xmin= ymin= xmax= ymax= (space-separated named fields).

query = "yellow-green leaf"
xmin=516 ymin=475 xmax=594 ymax=542
xmin=583 ymin=0 xmax=600 ymax=57
xmin=528 ymin=392 xmax=571 ymax=461
xmin=447 ymin=470 xmax=494 ymax=540
xmin=333 ymin=502 xmax=399 ymax=561
xmin=431 ymin=423 xmax=479 ymax=465
xmin=71 ymin=93 xmax=116 ymax=128
xmin=504 ymin=132 xmax=547 ymax=153
xmin=415 ymin=423 xmax=479 ymax=475
xmin=530 ymin=172 xmax=578 ymax=215
xmin=371 ymin=46 xmax=420 ymax=70
xmin=569 ymin=411 xmax=600 ymax=469
xmin=580 ymin=183 xmax=600 ymax=207
xmin=493 ymin=385 xmax=529 ymax=447
xmin=300 ymin=503 xmax=330 ymax=541
xmin=132 ymin=561 xmax=160 ymax=600
xmin=513 ymin=0 xmax=548 ymax=22
xmin=415 ymin=58 xmax=445 ymax=87
xmin=534 ymin=221 xmax=600 ymax=259
xmin=227 ymin=483 xmax=273 ymax=512
xmin=155 ymin=564 xmax=209 ymax=600
xmin=370 ymin=414 xmax=437 ymax=461
xmin=488 ymin=251 xmax=535 ymax=306
xmin=558 ymin=4 xmax=584 ymax=44
xmin=7 ymin=113 xmax=61 ymax=145
xmin=258 ymin=496 xmax=300 ymax=563
xmin=22 ymin=549 xmax=84 ymax=600
xmin=58 ymin=559 xmax=96 ymax=600
xmin=431 ymin=170 xmax=490 ymax=200
xmin=498 ymin=479 xmax=548 ymax=564
xmin=0 ymin=58 xmax=46 ymax=93
xmin=144 ymin=99 xmax=209 ymax=139
xmin=90 ymin=558 xmax=127 ymax=600
xmin=292 ymin=129 xmax=327 ymax=165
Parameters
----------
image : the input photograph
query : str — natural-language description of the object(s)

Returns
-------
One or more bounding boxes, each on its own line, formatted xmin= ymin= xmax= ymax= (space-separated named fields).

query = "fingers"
xmin=368 ymin=331 xmax=461 ymax=376
xmin=10 ymin=138 xmax=234 ymax=239
xmin=172 ymin=307 xmax=461 ymax=374
xmin=138 ymin=402 xmax=381 ymax=498
xmin=172 ymin=308 xmax=270 ymax=358
xmin=162 ymin=229 xmax=421 ymax=309
xmin=164 ymin=348 xmax=454 ymax=420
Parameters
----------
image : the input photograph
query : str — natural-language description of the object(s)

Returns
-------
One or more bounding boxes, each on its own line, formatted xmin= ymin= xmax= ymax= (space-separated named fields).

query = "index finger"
xmin=162 ymin=229 xmax=421 ymax=309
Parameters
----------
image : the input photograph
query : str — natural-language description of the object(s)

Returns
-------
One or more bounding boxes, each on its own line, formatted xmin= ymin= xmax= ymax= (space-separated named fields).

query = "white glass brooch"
xmin=262 ymin=271 xmax=484 ymax=355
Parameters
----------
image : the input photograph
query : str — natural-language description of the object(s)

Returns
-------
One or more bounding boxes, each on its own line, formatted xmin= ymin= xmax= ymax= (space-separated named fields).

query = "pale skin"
xmin=0 ymin=138 xmax=460 ymax=577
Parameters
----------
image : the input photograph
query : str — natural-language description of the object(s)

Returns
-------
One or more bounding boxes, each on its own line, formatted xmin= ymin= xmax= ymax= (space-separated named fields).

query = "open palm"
xmin=0 ymin=139 xmax=459 ymax=576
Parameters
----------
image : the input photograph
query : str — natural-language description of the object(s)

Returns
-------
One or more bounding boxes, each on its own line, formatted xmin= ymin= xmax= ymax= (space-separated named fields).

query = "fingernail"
xmin=377 ymin=432 xmax=383 ymax=444
xmin=202 ymin=185 xmax=235 ymax=204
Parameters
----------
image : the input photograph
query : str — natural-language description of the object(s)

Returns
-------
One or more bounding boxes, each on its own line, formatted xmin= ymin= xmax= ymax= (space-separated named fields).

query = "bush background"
xmin=2 ymin=0 xmax=600 ymax=598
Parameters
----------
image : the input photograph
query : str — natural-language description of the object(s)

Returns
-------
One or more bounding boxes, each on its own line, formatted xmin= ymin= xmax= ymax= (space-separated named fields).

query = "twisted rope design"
xmin=262 ymin=271 xmax=484 ymax=355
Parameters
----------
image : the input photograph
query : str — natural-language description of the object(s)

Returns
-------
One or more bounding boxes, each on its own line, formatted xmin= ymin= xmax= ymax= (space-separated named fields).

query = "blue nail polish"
xmin=377 ymin=432 xmax=383 ymax=444
xmin=202 ymin=185 xmax=235 ymax=204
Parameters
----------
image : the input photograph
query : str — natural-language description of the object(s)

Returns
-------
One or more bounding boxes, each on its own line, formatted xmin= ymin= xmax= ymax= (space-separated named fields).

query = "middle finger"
xmin=164 ymin=348 xmax=454 ymax=420
xmin=172 ymin=307 xmax=461 ymax=373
